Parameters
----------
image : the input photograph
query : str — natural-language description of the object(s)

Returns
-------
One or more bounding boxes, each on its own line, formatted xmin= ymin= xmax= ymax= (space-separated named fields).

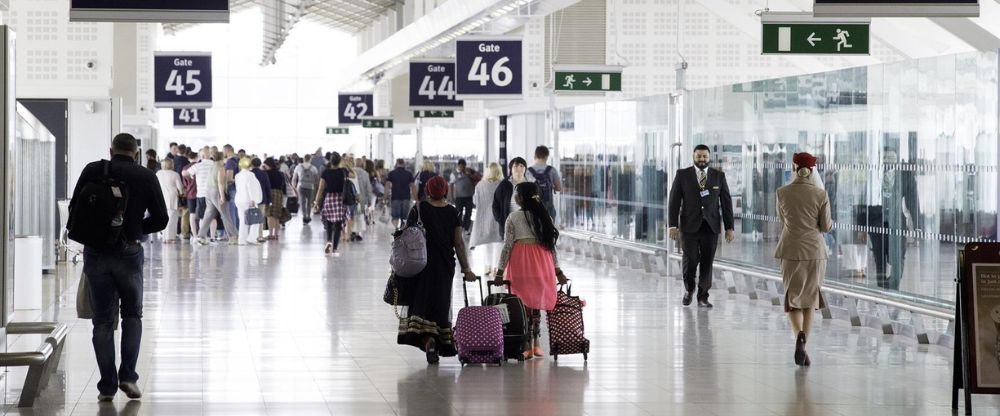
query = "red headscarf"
xmin=426 ymin=176 xmax=449 ymax=200
xmin=793 ymin=152 xmax=817 ymax=169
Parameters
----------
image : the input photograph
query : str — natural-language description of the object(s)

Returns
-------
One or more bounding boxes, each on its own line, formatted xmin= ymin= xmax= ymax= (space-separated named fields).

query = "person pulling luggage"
xmin=494 ymin=182 xmax=567 ymax=360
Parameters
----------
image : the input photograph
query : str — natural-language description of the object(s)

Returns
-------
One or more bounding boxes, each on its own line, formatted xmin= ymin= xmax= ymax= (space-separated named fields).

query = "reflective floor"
xmin=3 ymin=220 xmax=999 ymax=415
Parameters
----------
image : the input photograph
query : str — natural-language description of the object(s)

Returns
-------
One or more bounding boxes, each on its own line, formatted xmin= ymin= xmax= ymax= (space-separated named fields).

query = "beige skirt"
xmin=781 ymin=259 xmax=827 ymax=312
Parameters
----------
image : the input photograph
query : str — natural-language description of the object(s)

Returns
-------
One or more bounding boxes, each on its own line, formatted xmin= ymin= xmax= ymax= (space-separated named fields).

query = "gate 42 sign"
xmin=410 ymin=60 xmax=463 ymax=110
xmin=456 ymin=37 xmax=522 ymax=100
xmin=338 ymin=93 xmax=373 ymax=125
xmin=154 ymin=52 xmax=212 ymax=108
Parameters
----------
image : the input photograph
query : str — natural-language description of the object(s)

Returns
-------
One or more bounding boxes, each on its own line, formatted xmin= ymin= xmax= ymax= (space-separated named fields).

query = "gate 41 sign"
xmin=338 ymin=93 xmax=373 ymax=125
xmin=173 ymin=108 xmax=205 ymax=128
xmin=410 ymin=60 xmax=463 ymax=110
xmin=456 ymin=37 xmax=522 ymax=100
xmin=154 ymin=52 xmax=212 ymax=108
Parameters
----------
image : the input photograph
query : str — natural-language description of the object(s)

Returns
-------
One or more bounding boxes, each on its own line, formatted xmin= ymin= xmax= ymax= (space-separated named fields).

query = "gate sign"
xmin=409 ymin=60 xmax=463 ymax=110
xmin=338 ymin=93 xmax=373 ymax=125
xmin=70 ymin=0 xmax=230 ymax=23
xmin=154 ymin=52 xmax=212 ymax=108
xmin=172 ymin=109 xmax=205 ymax=128
xmin=456 ymin=37 xmax=522 ymax=100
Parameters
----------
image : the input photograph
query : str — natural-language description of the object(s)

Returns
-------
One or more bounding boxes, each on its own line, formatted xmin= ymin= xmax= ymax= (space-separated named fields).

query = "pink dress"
xmin=498 ymin=211 xmax=557 ymax=311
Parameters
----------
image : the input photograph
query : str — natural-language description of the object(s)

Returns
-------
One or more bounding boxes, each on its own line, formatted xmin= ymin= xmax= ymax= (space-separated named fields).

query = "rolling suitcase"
xmin=454 ymin=278 xmax=504 ymax=366
xmin=547 ymin=281 xmax=590 ymax=361
xmin=485 ymin=280 xmax=529 ymax=361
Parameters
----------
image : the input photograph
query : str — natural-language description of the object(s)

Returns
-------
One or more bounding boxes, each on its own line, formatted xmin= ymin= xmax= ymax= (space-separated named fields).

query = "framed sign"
xmin=172 ymin=108 xmax=205 ymax=128
xmin=70 ymin=0 xmax=229 ymax=23
xmin=409 ymin=60 xmax=463 ymax=110
xmin=338 ymin=93 xmax=373 ymax=125
xmin=813 ymin=0 xmax=978 ymax=17
xmin=961 ymin=243 xmax=1000 ymax=395
xmin=154 ymin=52 xmax=212 ymax=108
xmin=455 ymin=37 xmax=522 ymax=100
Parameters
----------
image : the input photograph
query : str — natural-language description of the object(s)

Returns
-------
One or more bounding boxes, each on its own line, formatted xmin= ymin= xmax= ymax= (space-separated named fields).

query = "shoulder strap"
xmin=414 ymin=201 xmax=423 ymax=227
xmin=543 ymin=165 xmax=553 ymax=175
xmin=103 ymin=160 xmax=111 ymax=178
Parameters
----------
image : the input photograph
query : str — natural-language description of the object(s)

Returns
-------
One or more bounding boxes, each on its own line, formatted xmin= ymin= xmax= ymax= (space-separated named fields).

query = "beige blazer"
xmin=774 ymin=176 xmax=833 ymax=260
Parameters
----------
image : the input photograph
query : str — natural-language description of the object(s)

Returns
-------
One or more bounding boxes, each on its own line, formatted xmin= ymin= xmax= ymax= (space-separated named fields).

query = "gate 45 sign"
xmin=410 ymin=60 xmax=463 ymax=110
xmin=338 ymin=93 xmax=373 ymax=125
xmin=456 ymin=37 xmax=522 ymax=100
xmin=154 ymin=52 xmax=212 ymax=108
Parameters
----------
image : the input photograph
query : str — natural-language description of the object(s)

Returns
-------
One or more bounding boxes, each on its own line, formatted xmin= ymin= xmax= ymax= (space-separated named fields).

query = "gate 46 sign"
xmin=456 ymin=37 xmax=522 ymax=100
xmin=410 ymin=60 xmax=463 ymax=110
xmin=154 ymin=52 xmax=212 ymax=108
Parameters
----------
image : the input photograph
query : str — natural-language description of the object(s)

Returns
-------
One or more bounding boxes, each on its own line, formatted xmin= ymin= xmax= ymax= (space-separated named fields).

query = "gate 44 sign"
xmin=154 ymin=52 xmax=212 ymax=108
xmin=456 ymin=37 xmax=522 ymax=100
xmin=410 ymin=60 xmax=463 ymax=110
xmin=173 ymin=108 xmax=205 ymax=128
xmin=338 ymin=93 xmax=373 ymax=125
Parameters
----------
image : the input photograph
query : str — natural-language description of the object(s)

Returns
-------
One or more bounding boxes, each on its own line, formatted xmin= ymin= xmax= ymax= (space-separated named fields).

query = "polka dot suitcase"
xmin=547 ymin=282 xmax=590 ymax=361
xmin=454 ymin=279 xmax=505 ymax=366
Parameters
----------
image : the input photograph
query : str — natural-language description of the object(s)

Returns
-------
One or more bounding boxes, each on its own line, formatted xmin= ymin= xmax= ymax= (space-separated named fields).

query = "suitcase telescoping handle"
xmin=557 ymin=279 xmax=573 ymax=296
xmin=461 ymin=275 xmax=484 ymax=307
xmin=486 ymin=279 xmax=512 ymax=296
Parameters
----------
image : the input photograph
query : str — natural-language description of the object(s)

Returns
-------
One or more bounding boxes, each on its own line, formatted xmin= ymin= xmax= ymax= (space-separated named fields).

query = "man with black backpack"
xmin=67 ymin=133 xmax=168 ymax=402
xmin=527 ymin=145 xmax=563 ymax=220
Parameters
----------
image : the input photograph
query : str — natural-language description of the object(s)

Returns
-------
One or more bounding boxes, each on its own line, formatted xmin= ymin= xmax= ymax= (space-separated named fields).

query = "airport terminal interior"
xmin=1 ymin=0 xmax=1000 ymax=414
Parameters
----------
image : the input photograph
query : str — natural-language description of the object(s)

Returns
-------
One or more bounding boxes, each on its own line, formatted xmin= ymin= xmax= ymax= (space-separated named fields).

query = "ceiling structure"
xmin=164 ymin=0 xmax=399 ymax=66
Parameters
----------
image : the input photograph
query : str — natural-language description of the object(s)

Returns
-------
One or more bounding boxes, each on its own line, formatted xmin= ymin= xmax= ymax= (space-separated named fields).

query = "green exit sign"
xmin=762 ymin=22 xmax=870 ymax=55
xmin=554 ymin=65 xmax=623 ymax=92
xmin=362 ymin=119 xmax=393 ymax=129
xmin=413 ymin=110 xmax=454 ymax=118
xmin=326 ymin=127 xmax=349 ymax=135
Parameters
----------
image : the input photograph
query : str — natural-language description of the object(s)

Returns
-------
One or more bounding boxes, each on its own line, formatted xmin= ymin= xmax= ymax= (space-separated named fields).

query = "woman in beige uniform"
xmin=775 ymin=152 xmax=832 ymax=367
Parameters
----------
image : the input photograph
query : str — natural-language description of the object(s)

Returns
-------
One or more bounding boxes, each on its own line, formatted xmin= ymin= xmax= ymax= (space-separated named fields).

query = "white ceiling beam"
xmin=930 ymin=17 xmax=1000 ymax=51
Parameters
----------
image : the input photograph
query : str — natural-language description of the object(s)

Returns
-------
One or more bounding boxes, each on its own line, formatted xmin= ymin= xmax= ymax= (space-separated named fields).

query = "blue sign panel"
xmin=338 ymin=93 xmax=374 ymax=125
xmin=409 ymin=60 xmax=463 ymax=110
xmin=172 ymin=108 xmax=206 ymax=128
xmin=455 ymin=37 xmax=522 ymax=100
xmin=154 ymin=52 xmax=212 ymax=108
xmin=70 ymin=0 xmax=229 ymax=23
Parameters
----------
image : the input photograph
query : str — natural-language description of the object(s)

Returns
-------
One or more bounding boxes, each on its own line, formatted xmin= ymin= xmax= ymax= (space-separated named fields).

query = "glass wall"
xmin=555 ymin=51 xmax=999 ymax=305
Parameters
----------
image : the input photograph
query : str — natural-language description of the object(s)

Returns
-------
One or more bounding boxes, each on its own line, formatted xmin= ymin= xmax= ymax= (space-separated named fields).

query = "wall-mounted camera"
xmin=530 ymin=81 xmax=539 ymax=88
xmin=85 ymin=60 xmax=96 ymax=70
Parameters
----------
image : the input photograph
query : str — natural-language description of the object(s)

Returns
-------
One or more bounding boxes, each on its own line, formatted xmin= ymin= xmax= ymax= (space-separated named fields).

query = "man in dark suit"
xmin=668 ymin=144 xmax=735 ymax=308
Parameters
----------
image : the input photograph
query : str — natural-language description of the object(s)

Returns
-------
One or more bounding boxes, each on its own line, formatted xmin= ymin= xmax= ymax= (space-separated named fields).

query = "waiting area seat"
xmin=1 ymin=322 xmax=69 ymax=407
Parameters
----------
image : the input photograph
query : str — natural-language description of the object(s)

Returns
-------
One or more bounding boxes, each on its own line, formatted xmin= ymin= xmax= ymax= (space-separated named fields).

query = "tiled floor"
xmin=3 ymin=220 xmax=999 ymax=415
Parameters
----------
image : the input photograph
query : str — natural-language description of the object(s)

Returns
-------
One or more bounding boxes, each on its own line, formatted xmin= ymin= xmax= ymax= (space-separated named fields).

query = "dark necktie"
xmin=698 ymin=169 xmax=707 ymax=189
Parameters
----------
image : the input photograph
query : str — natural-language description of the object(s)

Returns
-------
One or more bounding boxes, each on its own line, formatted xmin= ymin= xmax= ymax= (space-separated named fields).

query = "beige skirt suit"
xmin=774 ymin=176 xmax=834 ymax=312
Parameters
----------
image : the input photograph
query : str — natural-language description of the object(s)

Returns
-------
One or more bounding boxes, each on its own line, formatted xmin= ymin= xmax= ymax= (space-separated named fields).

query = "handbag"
xmin=244 ymin=207 xmax=264 ymax=225
xmin=77 ymin=272 xmax=120 ymax=329
xmin=383 ymin=272 xmax=417 ymax=318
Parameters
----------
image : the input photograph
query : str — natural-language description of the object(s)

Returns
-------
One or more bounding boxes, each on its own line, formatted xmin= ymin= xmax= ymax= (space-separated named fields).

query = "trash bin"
xmin=14 ymin=235 xmax=43 ymax=310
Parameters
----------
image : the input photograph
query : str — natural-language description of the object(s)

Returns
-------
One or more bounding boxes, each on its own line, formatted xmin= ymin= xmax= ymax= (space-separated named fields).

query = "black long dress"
xmin=397 ymin=201 xmax=461 ymax=356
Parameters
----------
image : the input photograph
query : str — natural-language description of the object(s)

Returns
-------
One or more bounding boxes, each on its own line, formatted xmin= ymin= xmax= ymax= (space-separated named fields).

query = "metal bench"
xmin=1 ymin=322 xmax=69 ymax=407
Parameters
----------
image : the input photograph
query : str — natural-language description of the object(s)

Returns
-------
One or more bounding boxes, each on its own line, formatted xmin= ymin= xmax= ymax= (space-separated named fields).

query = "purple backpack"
xmin=389 ymin=203 xmax=427 ymax=278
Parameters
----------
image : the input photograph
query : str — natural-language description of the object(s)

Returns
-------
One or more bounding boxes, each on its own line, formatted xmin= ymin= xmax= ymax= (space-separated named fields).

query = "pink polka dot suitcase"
xmin=455 ymin=279 xmax=505 ymax=366
xmin=547 ymin=282 xmax=590 ymax=361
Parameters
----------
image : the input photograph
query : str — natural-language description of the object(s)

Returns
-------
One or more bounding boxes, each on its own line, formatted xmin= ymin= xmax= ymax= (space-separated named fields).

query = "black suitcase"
xmin=485 ymin=280 xmax=530 ymax=361
xmin=286 ymin=197 xmax=299 ymax=214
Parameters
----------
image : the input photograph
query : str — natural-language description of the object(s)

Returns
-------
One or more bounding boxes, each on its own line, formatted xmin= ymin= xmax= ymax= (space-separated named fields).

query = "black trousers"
xmin=454 ymin=197 xmax=474 ymax=230
xmin=681 ymin=222 xmax=719 ymax=300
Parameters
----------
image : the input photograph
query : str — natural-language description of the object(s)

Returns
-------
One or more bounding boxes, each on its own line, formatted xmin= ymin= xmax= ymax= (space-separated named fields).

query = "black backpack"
xmin=67 ymin=160 xmax=129 ymax=251
xmin=528 ymin=166 xmax=555 ymax=203
xmin=342 ymin=170 xmax=358 ymax=206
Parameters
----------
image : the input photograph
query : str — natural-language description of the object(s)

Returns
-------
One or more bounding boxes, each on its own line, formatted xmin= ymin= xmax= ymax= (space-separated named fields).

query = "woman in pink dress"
xmin=495 ymin=182 xmax=568 ymax=359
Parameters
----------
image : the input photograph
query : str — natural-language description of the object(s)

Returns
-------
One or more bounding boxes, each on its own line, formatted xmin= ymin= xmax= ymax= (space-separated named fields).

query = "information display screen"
xmin=70 ymin=0 xmax=229 ymax=23
xmin=813 ymin=0 xmax=978 ymax=17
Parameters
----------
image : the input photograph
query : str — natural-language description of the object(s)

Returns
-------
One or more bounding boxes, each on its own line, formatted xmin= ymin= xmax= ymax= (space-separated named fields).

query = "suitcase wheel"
xmin=583 ymin=353 xmax=588 ymax=361
xmin=553 ymin=354 xmax=558 ymax=361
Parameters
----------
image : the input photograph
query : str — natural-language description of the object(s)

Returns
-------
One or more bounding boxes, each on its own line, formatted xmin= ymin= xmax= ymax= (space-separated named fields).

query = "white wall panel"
xmin=67 ymin=99 xmax=111 ymax=195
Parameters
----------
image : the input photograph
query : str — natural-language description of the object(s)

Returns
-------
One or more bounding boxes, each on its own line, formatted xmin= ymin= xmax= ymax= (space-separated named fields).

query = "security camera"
xmin=530 ymin=81 xmax=539 ymax=88
xmin=85 ymin=60 xmax=96 ymax=70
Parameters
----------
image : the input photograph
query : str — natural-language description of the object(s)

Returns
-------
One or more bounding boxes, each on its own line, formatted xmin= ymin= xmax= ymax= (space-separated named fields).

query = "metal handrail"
xmin=562 ymin=229 xmax=956 ymax=322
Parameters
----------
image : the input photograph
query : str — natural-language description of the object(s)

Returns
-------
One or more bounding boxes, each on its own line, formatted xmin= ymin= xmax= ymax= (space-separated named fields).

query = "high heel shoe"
xmin=425 ymin=339 xmax=439 ymax=365
xmin=794 ymin=331 xmax=807 ymax=366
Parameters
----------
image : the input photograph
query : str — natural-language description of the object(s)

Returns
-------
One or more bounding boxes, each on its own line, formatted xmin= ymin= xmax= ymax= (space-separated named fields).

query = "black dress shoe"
xmin=682 ymin=292 xmax=693 ymax=306
xmin=794 ymin=331 xmax=807 ymax=366
xmin=697 ymin=299 xmax=713 ymax=308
